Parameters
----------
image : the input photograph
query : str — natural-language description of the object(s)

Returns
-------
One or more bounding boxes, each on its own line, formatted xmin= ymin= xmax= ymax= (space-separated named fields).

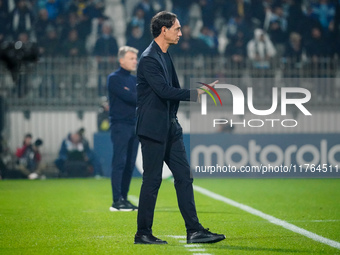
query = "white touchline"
xmin=193 ymin=185 xmax=340 ymax=250
xmin=184 ymin=244 xmax=203 ymax=248
xmin=188 ymin=249 xmax=206 ymax=251
xmin=166 ymin=235 xmax=186 ymax=239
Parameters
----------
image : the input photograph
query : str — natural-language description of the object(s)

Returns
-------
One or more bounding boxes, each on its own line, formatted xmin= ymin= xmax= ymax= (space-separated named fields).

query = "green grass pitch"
xmin=0 ymin=178 xmax=339 ymax=254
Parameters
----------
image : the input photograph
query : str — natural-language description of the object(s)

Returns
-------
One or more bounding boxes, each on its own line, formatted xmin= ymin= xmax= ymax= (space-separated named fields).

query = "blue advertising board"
xmin=94 ymin=132 xmax=340 ymax=178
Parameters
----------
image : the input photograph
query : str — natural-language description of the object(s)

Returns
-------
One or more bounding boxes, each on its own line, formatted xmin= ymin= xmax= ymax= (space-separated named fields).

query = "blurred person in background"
xmin=39 ymin=25 xmax=60 ymax=56
xmin=266 ymin=4 xmax=288 ymax=53
xmin=226 ymin=14 xmax=252 ymax=44
xmin=198 ymin=0 xmax=215 ymax=29
xmin=0 ymin=134 xmax=13 ymax=180
xmin=225 ymin=30 xmax=247 ymax=79
xmin=77 ymin=127 xmax=102 ymax=176
xmin=247 ymin=28 xmax=276 ymax=96
xmin=62 ymin=28 xmax=87 ymax=56
xmin=310 ymin=0 xmax=336 ymax=33
xmin=304 ymin=26 xmax=335 ymax=98
xmin=126 ymin=25 xmax=150 ymax=57
xmin=97 ymin=97 xmax=110 ymax=132
xmin=197 ymin=26 xmax=219 ymax=55
xmin=55 ymin=131 xmax=100 ymax=177
xmin=126 ymin=6 xmax=147 ymax=40
xmin=93 ymin=21 xmax=118 ymax=96
xmin=282 ymin=32 xmax=303 ymax=80
xmin=0 ymin=0 xmax=10 ymax=42
xmin=8 ymin=0 xmax=35 ymax=40
xmin=132 ymin=0 xmax=154 ymax=33
xmin=35 ymin=8 xmax=55 ymax=42
xmin=171 ymin=25 xmax=203 ymax=56
xmin=107 ymin=46 xmax=139 ymax=211
xmin=60 ymin=12 xmax=88 ymax=43
xmin=15 ymin=133 xmax=45 ymax=180
xmin=171 ymin=0 xmax=193 ymax=26
xmin=45 ymin=0 xmax=62 ymax=21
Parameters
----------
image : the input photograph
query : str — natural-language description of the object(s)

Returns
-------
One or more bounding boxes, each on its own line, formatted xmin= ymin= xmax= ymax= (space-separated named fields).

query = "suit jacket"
xmin=136 ymin=41 xmax=198 ymax=143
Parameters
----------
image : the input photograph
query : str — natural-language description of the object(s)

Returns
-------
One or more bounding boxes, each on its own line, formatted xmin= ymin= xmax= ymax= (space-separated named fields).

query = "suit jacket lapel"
xmin=153 ymin=41 xmax=170 ymax=86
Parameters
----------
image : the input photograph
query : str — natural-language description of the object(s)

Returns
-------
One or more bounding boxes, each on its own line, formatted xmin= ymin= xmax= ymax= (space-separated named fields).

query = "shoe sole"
xmin=187 ymin=235 xmax=226 ymax=244
xmin=109 ymin=207 xmax=133 ymax=212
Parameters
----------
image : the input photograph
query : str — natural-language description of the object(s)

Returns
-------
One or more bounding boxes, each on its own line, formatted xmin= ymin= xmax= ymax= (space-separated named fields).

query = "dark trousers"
xmin=111 ymin=123 xmax=139 ymax=203
xmin=137 ymin=120 xmax=203 ymax=235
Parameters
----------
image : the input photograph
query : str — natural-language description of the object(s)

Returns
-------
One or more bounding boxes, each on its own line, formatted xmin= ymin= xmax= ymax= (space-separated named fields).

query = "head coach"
xmin=134 ymin=11 xmax=225 ymax=245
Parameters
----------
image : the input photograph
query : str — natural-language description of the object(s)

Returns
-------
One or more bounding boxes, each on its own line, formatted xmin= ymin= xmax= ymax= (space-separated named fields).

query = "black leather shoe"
xmin=187 ymin=228 xmax=225 ymax=244
xmin=134 ymin=234 xmax=168 ymax=244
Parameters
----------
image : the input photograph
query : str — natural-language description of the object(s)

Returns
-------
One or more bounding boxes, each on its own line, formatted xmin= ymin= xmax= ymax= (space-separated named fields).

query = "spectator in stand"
xmin=223 ymin=0 xmax=252 ymax=26
xmin=126 ymin=7 xmax=147 ymax=41
xmin=60 ymin=12 xmax=78 ymax=42
xmin=304 ymin=26 xmax=335 ymax=97
xmin=199 ymin=0 xmax=215 ymax=28
xmin=55 ymin=131 xmax=101 ymax=177
xmin=286 ymin=0 xmax=304 ymax=34
xmin=296 ymin=6 xmax=323 ymax=42
xmin=226 ymin=14 xmax=252 ymax=44
xmin=68 ymin=0 xmax=87 ymax=16
xmin=0 ymin=0 xmax=10 ymax=42
xmin=17 ymin=31 xmax=30 ymax=43
xmin=35 ymin=8 xmax=55 ymax=42
xmin=62 ymin=29 xmax=87 ymax=56
xmin=93 ymin=21 xmax=118 ymax=59
xmin=305 ymin=26 xmax=332 ymax=59
xmin=171 ymin=25 xmax=203 ymax=56
xmin=54 ymin=12 xmax=66 ymax=38
xmin=247 ymin=28 xmax=276 ymax=68
xmin=15 ymin=134 xmax=45 ymax=180
xmin=60 ymin=12 xmax=88 ymax=42
xmin=39 ymin=26 xmax=60 ymax=56
xmin=225 ymin=30 xmax=247 ymax=78
xmin=197 ymin=26 xmax=219 ymax=55
xmin=250 ymin=0 xmax=266 ymax=28
xmin=283 ymin=32 xmax=303 ymax=63
xmin=247 ymin=28 xmax=276 ymax=96
xmin=267 ymin=4 xmax=288 ymax=47
xmin=170 ymin=25 xmax=205 ymax=89
xmin=328 ymin=19 xmax=340 ymax=57
xmin=93 ymin=21 xmax=118 ymax=95
xmin=282 ymin=32 xmax=303 ymax=79
xmin=45 ymin=0 xmax=62 ymax=20
xmin=126 ymin=25 xmax=150 ymax=57
xmin=83 ymin=0 xmax=105 ymax=19
xmin=133 ymin=0 xmax=154 ymax=30
xmin=171 ymin=0 xmax=193 ymax=26
xmin=8 ymin=0 xmax=35 ymax=40
xmin=310 ymin=0 xmax=336 ymax=33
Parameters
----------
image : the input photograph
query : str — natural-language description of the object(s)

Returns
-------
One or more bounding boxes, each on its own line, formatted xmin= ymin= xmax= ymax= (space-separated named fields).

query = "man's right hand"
xmin=197 ymin=80 xmax=219 ymax=95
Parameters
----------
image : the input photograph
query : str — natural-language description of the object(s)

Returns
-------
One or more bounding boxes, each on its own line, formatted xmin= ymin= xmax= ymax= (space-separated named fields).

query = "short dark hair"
xmin=150 ymin=11 xmax=177 ymax=38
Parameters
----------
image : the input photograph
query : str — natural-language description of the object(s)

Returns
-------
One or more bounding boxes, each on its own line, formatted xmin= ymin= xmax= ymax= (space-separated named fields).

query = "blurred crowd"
xmin=0 ymin=128 xmax=102 ymax=179
xmin=0 ymin=0 xmax=339 ymax=60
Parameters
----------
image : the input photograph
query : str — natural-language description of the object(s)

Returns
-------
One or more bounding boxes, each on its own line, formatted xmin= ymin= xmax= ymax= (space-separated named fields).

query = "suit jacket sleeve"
xmin=140 ymin=56 xmax=198 ymax=101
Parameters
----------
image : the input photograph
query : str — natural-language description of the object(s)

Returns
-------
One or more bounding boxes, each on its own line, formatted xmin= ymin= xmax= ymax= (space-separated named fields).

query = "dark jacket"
xmin=136 ymin=41 xmax=198 ymax=143
xmin=107 ymin=67 xmax=137 ymax=125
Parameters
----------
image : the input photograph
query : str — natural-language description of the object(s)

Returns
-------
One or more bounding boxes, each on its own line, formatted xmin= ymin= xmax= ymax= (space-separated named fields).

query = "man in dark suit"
xmin=134 ymin=11 xmax=225 ymax=245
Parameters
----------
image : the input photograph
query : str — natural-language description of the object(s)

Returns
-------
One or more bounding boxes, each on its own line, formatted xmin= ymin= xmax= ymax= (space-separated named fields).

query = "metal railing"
xmin=1 ymin=56 xmax=339 ymax=111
